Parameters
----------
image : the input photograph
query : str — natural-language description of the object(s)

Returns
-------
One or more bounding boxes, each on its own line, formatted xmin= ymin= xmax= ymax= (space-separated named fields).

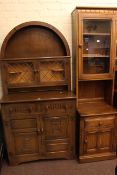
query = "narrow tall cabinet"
xmin=72 ymin=7 xmax=117 ymax=163
xmin=0 ymin=21 xmax=76 ymax=165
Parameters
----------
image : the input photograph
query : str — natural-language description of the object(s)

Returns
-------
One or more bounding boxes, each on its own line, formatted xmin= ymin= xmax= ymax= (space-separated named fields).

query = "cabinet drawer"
xmin=46 ymin=142 xmax=68 ymax=152
xmin=44 ymin=100 xmax=76 ymax=115
xmin=101 ymin=117 xmax=115 ymax=127
xmin=3 ymin=103 xmax=41 ymax=114
xmin=3 ymin=100 xmax=75 ymax=116
xmin=84 ymin=115 xmax=115 ymax=130
xmin=84 ymin=118 xmax=99 ymax=129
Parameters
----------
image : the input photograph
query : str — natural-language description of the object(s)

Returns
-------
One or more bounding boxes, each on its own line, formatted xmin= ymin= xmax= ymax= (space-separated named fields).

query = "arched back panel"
xmin=1 ymin=21 xmax=70 ymax=58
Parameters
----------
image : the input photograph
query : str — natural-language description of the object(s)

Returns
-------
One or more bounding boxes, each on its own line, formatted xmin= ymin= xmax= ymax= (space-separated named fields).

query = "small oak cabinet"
xmin=78 ymin=102 xmax=116 ymax=163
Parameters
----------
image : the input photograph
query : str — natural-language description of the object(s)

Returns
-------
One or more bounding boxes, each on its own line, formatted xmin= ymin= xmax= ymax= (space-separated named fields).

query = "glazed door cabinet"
xmin=72 ymin=7 xmax=117 ymax=163
xmin=79 ymin=115 xmax=116 ymax=163
xmin=78 ymin=13 xmax=115 ymax=80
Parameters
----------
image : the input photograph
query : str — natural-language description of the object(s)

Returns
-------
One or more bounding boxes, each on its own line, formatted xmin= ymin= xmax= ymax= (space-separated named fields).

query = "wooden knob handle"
xmin=84 ymin=138 xmax=88 ymax=143
xmin=41 ymin=128 xmax=44 ymax=133
xmin=99 ymin=121 xmax=103 ymax=126
xmin=37 ymin=128 xmax=41 ymax=134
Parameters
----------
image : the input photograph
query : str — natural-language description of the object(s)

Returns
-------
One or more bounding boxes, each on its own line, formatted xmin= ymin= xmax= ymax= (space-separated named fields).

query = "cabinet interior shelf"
xmin=83 ymin=33 xmax=110 ymax=36
xmin=8 ymin=82 xmax=68 ymax=88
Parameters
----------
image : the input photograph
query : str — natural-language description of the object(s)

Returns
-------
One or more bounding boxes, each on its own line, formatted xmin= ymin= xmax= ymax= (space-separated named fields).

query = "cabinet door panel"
xmin=44 ymin=116 xmax=69 ymax=139
xmin=14 ymin=132 xmax=39 ymax=155
xmin=42 ymin=116 xmax=71 ymax=155
xmin=39 ymin=60 xmax=66 ymax=83
xmin=7 ymin=62 xmax=35 ymax=86
xmin=78 ymin=15 xmax=114 ymax=80
xmin=98 ymin=129 xmax=114 ymax=151
xmin=84 ymin=131 xmax=98 ymax=154
xmin=9 ymin=115 xmax=41 ymax=160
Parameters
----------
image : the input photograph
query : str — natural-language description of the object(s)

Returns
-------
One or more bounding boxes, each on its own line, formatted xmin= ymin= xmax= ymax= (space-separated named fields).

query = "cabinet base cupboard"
xmin=78 ymin=101 xmax=117 ymax=163
xmin=1 ymin=92 xmax=76 ymax=165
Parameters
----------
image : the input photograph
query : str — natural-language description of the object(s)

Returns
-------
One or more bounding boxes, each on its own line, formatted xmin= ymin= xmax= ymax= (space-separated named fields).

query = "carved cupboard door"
xmin=41 ymin=115 xmax=73 ymax=158
xmin=84 ymin=128 xmax=115 ymax=155
xmin=98 ymin=128 xmax=115 ymax=152
xmin=84 ymin=131 xmax=98 ymax=154
xmin=7 ymin=115 xmax=41 ymax=164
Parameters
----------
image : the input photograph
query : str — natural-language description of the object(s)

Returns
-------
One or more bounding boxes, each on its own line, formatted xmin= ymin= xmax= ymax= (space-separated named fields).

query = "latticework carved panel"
xmin=44 ymin=116 xmax=69 ymax=139
xmin=7 ymin=62 xmax=34 ymax=85
xmin=40 ymin=61 xmax=65 ymax=82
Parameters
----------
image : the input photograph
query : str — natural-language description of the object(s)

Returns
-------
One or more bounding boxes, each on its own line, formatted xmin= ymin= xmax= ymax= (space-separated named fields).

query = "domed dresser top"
xmin=0 ymin=21 xmax=70 ymax=58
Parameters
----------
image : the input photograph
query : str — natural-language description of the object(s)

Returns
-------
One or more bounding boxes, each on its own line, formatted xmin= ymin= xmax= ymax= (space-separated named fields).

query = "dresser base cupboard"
xmin=1 ymin=92 xmax=76 ymax=165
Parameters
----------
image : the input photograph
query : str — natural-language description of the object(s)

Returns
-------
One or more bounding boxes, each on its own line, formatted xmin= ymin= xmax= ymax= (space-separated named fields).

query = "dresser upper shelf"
xmin=0 ymin=21 xmax=71 ymax=94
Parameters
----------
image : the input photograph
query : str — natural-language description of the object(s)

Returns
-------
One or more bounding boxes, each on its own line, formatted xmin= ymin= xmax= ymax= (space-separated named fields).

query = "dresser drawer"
xmin=44 ymin=100 xmax=75 ymax=115
xmin=3 ymin=103 xmax=41 ymax=114
xmin=100 ymin=116 xmax=115 ymax=127
xmin=2 ymin=100 xmax=76 ymax=116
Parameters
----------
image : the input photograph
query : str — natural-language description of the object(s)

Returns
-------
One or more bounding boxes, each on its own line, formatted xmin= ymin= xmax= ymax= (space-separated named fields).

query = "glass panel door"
xmin=83 ymin=19 xmax=111 ymax=74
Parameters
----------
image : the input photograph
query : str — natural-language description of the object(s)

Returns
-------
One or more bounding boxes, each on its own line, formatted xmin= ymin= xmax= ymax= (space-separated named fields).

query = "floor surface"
xmin=1 ymin=159 xmax=117 ymax=175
